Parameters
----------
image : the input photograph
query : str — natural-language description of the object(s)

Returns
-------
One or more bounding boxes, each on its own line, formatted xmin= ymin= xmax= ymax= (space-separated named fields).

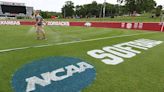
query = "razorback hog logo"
xmin=12 ymin=57 xmax=96 ymax=92
xmin=84 ymin=22 xmax=92 ymax=27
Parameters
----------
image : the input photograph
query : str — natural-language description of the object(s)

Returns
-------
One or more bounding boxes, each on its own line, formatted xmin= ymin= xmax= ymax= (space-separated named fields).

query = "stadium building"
xmin=0 ymin=1 xmax=33 ymax=19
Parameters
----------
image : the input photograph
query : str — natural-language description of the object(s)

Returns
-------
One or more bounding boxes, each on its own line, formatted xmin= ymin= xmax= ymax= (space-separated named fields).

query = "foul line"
xmin=0 ymin=32 xmax=158 ymax=53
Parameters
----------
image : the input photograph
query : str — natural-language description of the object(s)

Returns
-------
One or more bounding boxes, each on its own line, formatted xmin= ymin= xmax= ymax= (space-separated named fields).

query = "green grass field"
xmin=0 ymin=25 xmax=164 ymax=92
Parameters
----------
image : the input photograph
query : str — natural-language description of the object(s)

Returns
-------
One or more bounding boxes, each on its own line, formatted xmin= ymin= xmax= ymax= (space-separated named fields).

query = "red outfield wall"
xmin=70 ymin=22 xmax=164 ymax=32
xmin=0 ymin=21 xmax=163 ymax=32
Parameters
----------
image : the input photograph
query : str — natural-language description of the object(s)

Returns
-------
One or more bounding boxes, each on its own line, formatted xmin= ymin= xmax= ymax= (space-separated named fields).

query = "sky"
xmin=0 ymin=0 xmax=164 ymax=12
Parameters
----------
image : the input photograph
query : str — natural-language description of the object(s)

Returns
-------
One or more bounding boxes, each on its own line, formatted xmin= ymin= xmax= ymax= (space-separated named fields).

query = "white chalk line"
xmin=0 ymin=32 xmax=158 ymax=53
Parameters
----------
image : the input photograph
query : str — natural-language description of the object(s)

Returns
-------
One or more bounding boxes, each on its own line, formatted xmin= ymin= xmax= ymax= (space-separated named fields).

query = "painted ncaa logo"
xmin=12 ymin=57 xmax=96 ymax=92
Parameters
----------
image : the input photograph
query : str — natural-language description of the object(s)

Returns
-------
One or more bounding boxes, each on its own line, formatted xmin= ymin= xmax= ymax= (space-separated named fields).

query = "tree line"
xmin=61 ymin=0 xmax=163 ymax=18
xmin=38 ymin=0 xmax=163 ymax=19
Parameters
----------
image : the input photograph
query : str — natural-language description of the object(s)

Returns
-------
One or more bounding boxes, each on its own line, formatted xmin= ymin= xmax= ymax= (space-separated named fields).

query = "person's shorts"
xmin=37 ymin=22 xmax=43 ymax=26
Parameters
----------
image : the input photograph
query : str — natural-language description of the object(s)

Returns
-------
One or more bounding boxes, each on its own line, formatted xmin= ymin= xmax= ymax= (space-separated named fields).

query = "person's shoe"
xmin=36 ymin=37 xmax=41 ymax=40
xmin=42 ymin=37 xmax=47 ymax=40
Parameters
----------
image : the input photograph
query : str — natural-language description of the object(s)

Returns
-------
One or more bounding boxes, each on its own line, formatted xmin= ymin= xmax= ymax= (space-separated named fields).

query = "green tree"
xmin=117 ymin=0 xmax=156 ymax=14
xmin=40 ymin=11 xmax=48 ymax=18
xmin=40 ymin=11 xmax=61 ymax=19
xmin=89 ymin=1 xmax=100 ymax=17
xmin=105 ymin=3 xmax=117 ymax=17
xmin=75 ymin=1 xmax=102 ymax=18
xmin=62 ymin=1 xmax=75 ymax=18
xmin=75 ymin=5 xmax=86 ymax=17
xmin=155 ymin=5 xmax=163 ymax=17
xmin=141 ymin=0 xmax=156 ymax=12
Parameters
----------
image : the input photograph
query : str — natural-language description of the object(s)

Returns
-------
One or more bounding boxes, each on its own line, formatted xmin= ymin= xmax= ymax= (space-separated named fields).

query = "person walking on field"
xmin=33 ymin=10 xmax=47 ymax=40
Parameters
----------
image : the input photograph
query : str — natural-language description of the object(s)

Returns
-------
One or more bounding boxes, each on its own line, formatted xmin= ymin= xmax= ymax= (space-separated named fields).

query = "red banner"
xmin=70 ymin=22 xmax=164 ymax=32
xmin=0 ymin=21 xmax=163 ymax=32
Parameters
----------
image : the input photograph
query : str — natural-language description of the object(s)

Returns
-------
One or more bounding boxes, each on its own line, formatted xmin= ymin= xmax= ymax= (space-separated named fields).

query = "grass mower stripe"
xmin=0 ymin=32 xmax=158 ymax=53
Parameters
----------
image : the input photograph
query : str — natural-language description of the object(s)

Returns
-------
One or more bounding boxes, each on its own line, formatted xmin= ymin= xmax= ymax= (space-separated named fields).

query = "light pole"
xmin=99 ymin=5 xmax=103 ymax=18
xmin=64 ymin=8 xmax=66 ymax=18
xmin=103 ymin=0 xmax=106 ymax=18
